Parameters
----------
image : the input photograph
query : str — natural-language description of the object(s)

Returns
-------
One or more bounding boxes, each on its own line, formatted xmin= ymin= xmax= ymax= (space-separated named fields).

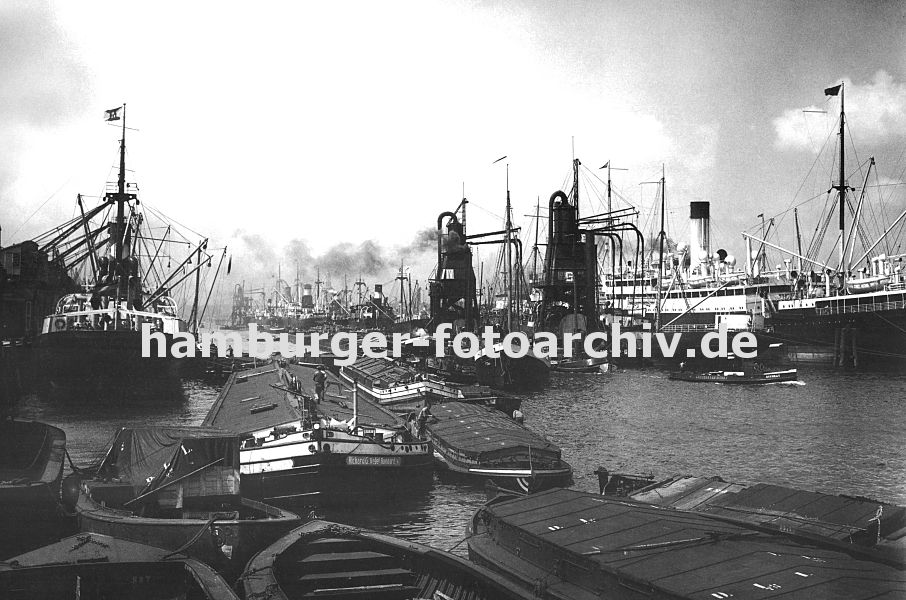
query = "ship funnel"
xmin=689 ymin=202 xmax=711 ymax=272
xmin=300 ymin=284 xmax=314 ymax=309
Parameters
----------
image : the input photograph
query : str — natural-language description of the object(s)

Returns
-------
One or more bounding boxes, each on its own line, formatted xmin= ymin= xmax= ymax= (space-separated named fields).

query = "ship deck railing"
xmin=658 ymin=323 xmax=756 ymax=333
xmin=815 ymin=298 xmax=906 ymax=316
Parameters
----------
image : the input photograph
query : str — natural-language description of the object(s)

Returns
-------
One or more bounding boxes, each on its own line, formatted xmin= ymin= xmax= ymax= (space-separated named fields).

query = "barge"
xmin=469 ymin=487 xmax=906 ymax=599
xmin=203 ymin=361 xmax=433 ymax=507
xmin=428 ymin=401 xmax=571 ymax=493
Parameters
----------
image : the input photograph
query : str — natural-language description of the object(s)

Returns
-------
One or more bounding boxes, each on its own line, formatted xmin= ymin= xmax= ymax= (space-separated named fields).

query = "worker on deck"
xmin=313 ymin=365 xmax=327 ymax=404
xmin=512 ymin=408 xmax=524 ymax=425
xmin=416 ymin=401 xmax=433 ymax=438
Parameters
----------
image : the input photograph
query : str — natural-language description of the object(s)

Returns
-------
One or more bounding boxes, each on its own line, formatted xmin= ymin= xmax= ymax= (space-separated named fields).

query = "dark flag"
xmin=105 ymin=107 xmax=122 ymax=121
xmin=825 ymin=84 xmax=842 ymax=96
xmin=227 ymin=255 xmax=232 ymax=274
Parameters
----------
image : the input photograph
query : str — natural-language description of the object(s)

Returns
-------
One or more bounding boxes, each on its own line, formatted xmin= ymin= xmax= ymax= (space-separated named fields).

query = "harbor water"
xmin=14 ymin=361 xmax=906 ymax=558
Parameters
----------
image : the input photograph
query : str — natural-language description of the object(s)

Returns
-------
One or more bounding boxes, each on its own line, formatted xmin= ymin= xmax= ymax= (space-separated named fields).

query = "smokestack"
xmin=689 ymin=202 xmax=711 ymax=272
xmin=300 ymin=284 xmax=314 ymax=309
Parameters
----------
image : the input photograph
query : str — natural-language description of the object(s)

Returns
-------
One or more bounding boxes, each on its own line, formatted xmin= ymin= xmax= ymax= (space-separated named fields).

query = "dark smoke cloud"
xmin=404 ymin=227 xmax=439 ymax=254
xmin=227 ymin=228 xmax=437 ymax=288
xmin=317 ymin=240 xmax=388 ymax=277
xmin=279 ymin=229 xmax=437 ymax=282
xmin=0 ymin=3 xmax=90 ymax=227
xmin=216 ymin=227 xmax=440 ymax=319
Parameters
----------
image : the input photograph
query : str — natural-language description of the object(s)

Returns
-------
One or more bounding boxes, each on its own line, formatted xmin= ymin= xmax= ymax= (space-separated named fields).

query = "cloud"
xmin=0 ymin=3 xmax=90 ymax=207
xmin=774 ymin=71 xmax=906 ymax=151
xmin=680 ymin=123 xmax=719 ymax=175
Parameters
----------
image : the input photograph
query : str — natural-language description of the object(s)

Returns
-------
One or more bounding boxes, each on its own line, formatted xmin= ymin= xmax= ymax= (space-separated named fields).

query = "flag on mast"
xmin=105 ymin=107 xmax=122 ymax=121
xmin=824 ymin=84 xmax=842 ymax=96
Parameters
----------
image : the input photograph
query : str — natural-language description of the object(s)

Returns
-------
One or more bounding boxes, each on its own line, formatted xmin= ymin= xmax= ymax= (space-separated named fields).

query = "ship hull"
xmin=766 ymin=290 xmax=906 ymax=363
xmin=427 ymin=402 xmax=571 ymax=494
xmin=433 ymin=450 xmax=573 ymax=494
xmin=74 ymin=491 xmax=300 ymax=579
xmin=240 ymin=450 xmax=434 ymax=508
xmin=34 ymin=330 xmax=182 ymax=391
xmin=0 ymin=420 xmax=68 ymax=557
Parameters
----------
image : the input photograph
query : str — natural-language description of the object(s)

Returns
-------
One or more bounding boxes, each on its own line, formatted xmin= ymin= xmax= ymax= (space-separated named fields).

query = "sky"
xmin=2 ymin=0 xmax=905 ymax=313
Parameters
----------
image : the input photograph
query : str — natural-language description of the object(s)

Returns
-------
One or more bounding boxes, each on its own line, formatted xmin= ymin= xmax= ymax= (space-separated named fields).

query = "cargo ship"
xmin=33 ymin=105 xmax=219 ymax=391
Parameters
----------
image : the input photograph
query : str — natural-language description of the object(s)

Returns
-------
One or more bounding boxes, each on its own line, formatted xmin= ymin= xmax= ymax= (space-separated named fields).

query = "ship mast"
xmin=315 ymin=268 xmax=323 ymax=312
xmin=505 ymin=183 xmax=513 ymax=332
xmin=606 ymin=162 xmax=613 ymax=274
xmin=113 ymin=104 xmax=128 ymax=301
xmin=794 ymin=208 xmax=803 ymax=274
xmin=532 ymin=197 xmax=540 ymax=283
xmin=656 ymin=165 xmax=666 ymax=330
xmin=191 ymin=243 xmax=202 ymax=335
xmin=832 ymin=83 xmax=846 ymax=284
xmin=396 ymin=260 xmax=407 ymax=322
xmin=572 ymin=158 xmax=580 ymax=326
xmin=115 ymin=104 xmax=127 ymax=264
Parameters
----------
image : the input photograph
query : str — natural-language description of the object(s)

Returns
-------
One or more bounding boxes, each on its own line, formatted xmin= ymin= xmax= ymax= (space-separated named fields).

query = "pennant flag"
xmin=105 ymin=107 xmax=122 ymax=121
xmin=824 ymin=84 xmax=842 ymax=96
xmin=600 ymin=161 xmax=610 ymax=170
xmin=227 ymin=255 xmax=232 ymax=274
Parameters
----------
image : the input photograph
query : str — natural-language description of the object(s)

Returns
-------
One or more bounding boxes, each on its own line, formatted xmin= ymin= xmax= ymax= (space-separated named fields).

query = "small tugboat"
xmin=669 ymin=358 xmax=798 ymax=384
xmin=0 ymin=533 xmax=239 ymax=599
xmin=550 ymin=354 xmax=611 ymax=373
xmin=63 ymin=425 xmax=301 ymax=578
xmin=0 ymin=533 xmax=237 ymax=600
xmin=239 ymin=519 xmax=535 ymax=600
xmin=428 ymin=401 xmax=572 ymax=493
xmin=468 ymin=487 xmax=906 ymax=600
xmin=203 ymin=361 xmax=433 ymax=507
